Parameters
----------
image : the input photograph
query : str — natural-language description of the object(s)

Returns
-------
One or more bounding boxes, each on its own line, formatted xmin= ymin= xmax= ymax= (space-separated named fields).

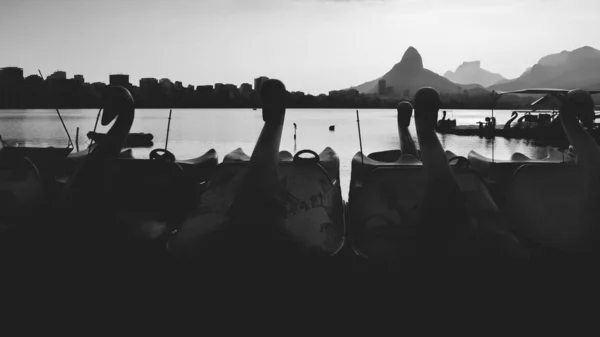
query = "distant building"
xmin=254 ymin=76 xmax=269 ymax=94
xmin=47 ymin=71 xmax=67 ymax=80
xmin=0 ymin=67 xmax=24 ymax=108
xmin=140 ymin=77 xmax=158 ymax=90
xmin=378 ymin=79 xmax=387 ymax=95
xmin=329 ymin=89 xmax=358 ymax=100
xmin=74 ymin=74 xmax=84 ymax=85
xmin=159 ymin=78 xmax=173 ymax=89
xmin=385 ymin=86 xmax=394 ymax=95
xmin=239 ymin=83 xmax=252 ymax=97
xmin=24 ymin=74 xmax=43 ymax=86
xmin=196 ymin=85 xmax=213 ymax=93
xmin=214 ymin=83 xmax=224 ymax=91
xmin=0 ymin=67 xmax=24 ymax=87
xmin=109 ymin=74 xmax=130 ymax=87
xmin=174 ymin=81 xmax=183 ymax=90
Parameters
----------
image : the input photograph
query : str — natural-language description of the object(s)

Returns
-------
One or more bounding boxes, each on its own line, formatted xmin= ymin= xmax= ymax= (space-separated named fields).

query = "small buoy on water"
xmin=329 ymin=125 xmax=335 ymax=131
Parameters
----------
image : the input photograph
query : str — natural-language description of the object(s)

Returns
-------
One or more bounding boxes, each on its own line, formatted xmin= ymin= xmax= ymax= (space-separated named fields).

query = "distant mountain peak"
xmin=457 ymin=61 xmax=481 ymax=70
xmin=489 ymin=45 xmax=600 ymax=91
xmin=444 ymin=60 xmax=505 ymax=87
xmin=345 ymin=46 xmax=464 ymax=96
xmin=398 ymin=46 xmax=423 ymax=70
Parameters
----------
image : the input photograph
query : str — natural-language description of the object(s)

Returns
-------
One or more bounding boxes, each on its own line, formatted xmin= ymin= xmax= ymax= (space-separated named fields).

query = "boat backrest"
xmin=350 ymin=150 xmax=464 ymax=195
xmin=201 ymin=147 xmax=345 ymax=256
xmin=503 ymin=164 xmax=595 ymax=253
xmin=175 ymin=149 xmax=219 ymax=182
xmin=467 ymin=149 xmax=567 ymax=184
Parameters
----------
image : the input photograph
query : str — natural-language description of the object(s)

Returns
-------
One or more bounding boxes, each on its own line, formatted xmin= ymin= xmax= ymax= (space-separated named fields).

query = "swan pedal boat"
xmin=166 ymin=147 xmax=346 ymax=260
xmin=50 ymin=148 xmax=219 ymax=259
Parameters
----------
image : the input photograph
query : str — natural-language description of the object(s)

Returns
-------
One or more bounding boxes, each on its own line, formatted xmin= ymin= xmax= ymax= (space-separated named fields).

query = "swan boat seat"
xmin=467 ymin=148 xmax=572 ymax=205
xmin=347 ymin=164 xmax=509 ymax=261
xmin=503 ymin=164 xmax=600 ymax=256
xmin=167 ymin=147 xmax=345 ymax=258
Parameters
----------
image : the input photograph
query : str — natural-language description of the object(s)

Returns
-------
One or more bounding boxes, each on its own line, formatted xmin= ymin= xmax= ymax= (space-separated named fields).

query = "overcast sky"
xmin=1 ymin=0 xmax=598 ymax=94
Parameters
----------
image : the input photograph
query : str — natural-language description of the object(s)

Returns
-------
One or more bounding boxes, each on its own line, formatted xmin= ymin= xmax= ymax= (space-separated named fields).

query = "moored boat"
xmin=347 ymin=89 xmax=527 ymax=266
xmin=435 ymin=89 xmax=600 ymax=147
xmin=87 ymin=131 xmax=154 ymax=148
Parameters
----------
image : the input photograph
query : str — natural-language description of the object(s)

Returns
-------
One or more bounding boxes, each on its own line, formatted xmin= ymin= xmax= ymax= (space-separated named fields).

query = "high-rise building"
xmin=254 ymin=76 xmax=269 ymax=94
xmin=378 ymin=79 xmax=387 ymax=95
xmin=0 ymin=67 xmax=24 ymax=108
xmin=239 ymin=83 xmax=252 ymax=97
xmin=109 ymin=74 xmax=130 ymax=87
xmin=0 ymin=67 xmax=24 ymax=87
xmin=140 ymin=78 xmax=158 ymax=90
xmin=74 ymin=74 xmax=84 ymax=85
xmin=159 ymin=78 xmax=173 ymax=90
xmin=196 ymin=85 xmax=213 ymax=93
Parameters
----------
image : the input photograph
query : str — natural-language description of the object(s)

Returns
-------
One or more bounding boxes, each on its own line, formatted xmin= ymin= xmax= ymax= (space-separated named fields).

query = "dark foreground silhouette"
xmin=2 ymin=82 xmax=600 ymax=270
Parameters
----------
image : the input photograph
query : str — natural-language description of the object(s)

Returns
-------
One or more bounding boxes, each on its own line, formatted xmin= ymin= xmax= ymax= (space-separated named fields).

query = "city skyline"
xmin=2 ymin=0 xmax=599 ymax=94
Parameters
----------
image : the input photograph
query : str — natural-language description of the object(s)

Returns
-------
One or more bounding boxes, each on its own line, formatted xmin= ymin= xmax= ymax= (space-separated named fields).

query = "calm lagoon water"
xmin=0 ymin=108 xmax=555 ymax=198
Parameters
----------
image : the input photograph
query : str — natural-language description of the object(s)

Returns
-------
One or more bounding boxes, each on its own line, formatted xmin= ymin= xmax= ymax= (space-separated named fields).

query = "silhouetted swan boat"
xmin=503 ymin=89 xmax=600 ymax=255
xmin=348 ymin=87 xmax=528 ymax=263
xmin=64 ymin=88 xmax=216 ymax=256
xmin=52 ymin=86 xmax=215 ymax=259
xmin=167 ymin=79 xmax=345 ymax=263
xmin=50 ymin=86 xmax=138 ymax=258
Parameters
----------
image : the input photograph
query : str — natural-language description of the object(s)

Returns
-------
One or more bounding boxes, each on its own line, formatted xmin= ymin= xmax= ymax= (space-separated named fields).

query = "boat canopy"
xmin=492 ymin=88 xmax=600 ymax=108
xmin=494 ymin=88 xmax=600 ymax=95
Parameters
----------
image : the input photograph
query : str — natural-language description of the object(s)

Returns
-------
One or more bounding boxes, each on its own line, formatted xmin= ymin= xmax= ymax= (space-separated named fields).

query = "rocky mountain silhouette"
xmin=488 ymin=46 xmax=600 ymax=91
xmin=348 ymin=47 xmax=470 ymax=97
xmin=444 ymin=61 xmax=506 ymax=88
